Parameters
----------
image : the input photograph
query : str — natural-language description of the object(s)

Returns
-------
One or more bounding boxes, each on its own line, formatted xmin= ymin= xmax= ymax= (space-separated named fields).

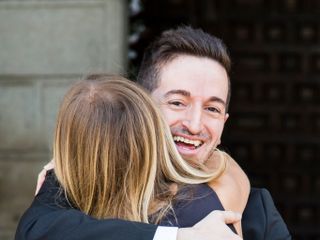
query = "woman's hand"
xmin=35 ymin=159 xmax=54 ymax=195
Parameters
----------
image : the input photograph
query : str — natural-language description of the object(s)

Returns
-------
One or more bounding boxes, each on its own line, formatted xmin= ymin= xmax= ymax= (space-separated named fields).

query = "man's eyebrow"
xmin=164 ymin=89 xmax=226 ymax=106
xmin=208 ymin=96 xmax=226 ymax=106
xmin=164 ymin=89 xmax=190 ymax=97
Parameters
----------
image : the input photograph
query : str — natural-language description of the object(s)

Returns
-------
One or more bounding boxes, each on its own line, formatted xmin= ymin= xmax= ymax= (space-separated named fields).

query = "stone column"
xmin=0 ymin=1 xmax=127 ymax=239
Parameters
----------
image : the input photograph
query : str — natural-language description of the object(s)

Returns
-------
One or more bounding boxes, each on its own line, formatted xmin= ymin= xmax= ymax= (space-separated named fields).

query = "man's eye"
xmin=206 ymin=107 xmax=221 ymax=113
xmin=168 ymin=101 xmax=186 ymax=108
xmin=169 ymin=101 xmax=184 ymax=106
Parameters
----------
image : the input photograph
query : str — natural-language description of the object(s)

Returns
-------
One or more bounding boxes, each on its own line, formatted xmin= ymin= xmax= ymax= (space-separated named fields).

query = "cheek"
xmin=206 ymin=120 xmax=225 ymax=138
xmin=159 ymin=107 xmax=182 ymax=127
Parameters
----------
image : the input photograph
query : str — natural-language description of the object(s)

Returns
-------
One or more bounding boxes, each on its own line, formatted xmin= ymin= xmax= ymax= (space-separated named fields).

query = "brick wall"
xmin=0 ymin=1 xmax=127 ymax=239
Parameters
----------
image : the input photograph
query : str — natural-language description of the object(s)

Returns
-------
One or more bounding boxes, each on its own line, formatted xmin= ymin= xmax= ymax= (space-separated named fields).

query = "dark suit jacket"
xmin=242 ymin=188 xmax=291 ymax=240
xmin=158 ymin=183 xmax=291 ymax=239
xmin=16 ymin=171 xmax=291 ymax=240
xmin=15 ymin=171 xmax=157 ymax=240
xmin=157 ymin=183 xmax=291 ymax=239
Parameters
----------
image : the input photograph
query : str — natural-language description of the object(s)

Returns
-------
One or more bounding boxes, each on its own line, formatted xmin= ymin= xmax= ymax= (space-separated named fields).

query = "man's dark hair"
xmin=137 ymin=26 xmax=231 ymax=109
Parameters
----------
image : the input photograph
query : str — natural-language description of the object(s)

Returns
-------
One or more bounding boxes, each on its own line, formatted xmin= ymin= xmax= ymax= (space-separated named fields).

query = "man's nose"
xmin=182 ymin=105 xmax=203 ymax=135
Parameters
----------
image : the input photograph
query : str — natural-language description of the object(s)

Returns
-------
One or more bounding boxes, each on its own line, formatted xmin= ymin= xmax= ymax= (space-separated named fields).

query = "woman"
xmin=42 ymin=74 xmax=227 ymax=221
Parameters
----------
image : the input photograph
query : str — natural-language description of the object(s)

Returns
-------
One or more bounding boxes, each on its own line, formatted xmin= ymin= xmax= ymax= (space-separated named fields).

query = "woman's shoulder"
xmin=208 ymin=155 xmax=250 ymax=214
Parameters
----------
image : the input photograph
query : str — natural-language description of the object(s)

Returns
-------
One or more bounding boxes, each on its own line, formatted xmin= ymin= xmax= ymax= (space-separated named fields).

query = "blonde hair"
xmin=54 ymin=74 xmax=227 ymax=223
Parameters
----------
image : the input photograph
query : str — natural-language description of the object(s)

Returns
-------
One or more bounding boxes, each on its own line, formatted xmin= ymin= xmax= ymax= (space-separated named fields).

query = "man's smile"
xmin=173 ymin=135 xmax=203 ymax=149
xmin=171 ymin=133 xmax=208 ymax=160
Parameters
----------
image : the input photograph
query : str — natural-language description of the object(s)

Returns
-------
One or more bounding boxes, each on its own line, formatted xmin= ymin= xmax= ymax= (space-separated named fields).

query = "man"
xmin=137 ymin=26 xmax=250 ymax=236
xmin=137 ymin=26 xmax=290 ymax=239
xmin=16 ymin=26 xmax=290 ymax=240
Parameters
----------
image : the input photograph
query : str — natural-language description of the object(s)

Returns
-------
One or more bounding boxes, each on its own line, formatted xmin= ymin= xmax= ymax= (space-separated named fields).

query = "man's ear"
xmin=224 ymin=113 xmax=229 ymax=123
xmin=217 ymin=113 xmax=229 ymax=145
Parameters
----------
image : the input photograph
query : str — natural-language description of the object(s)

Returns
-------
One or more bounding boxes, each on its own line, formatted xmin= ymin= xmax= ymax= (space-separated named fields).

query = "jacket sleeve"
xmin=242 ymin=188 xmax=292 ymax=240
xmin=260 ymin=188 xmax=292 ymax=240
xmin=15 ymin=171 xmax=157 ymax=240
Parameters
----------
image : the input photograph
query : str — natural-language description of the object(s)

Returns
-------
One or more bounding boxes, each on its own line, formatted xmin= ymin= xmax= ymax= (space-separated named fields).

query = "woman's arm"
xmin=208 ymin=152 xmax=250 ymax=236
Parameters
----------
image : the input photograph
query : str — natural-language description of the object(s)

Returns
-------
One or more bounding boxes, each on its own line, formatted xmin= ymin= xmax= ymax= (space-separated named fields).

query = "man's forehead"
xmin=153 ymin=55 xmax=229 ymax=101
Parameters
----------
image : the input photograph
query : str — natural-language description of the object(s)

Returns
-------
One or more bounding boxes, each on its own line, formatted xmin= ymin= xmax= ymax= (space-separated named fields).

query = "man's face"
xmin=151 ymin=55 xmax=229 ymax=164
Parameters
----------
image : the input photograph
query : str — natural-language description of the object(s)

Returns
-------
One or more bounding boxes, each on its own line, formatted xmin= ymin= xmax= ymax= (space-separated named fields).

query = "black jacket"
xmin=15 ymin=171 xmax=157 ymax=240
xmin=15 ymin=171 xmax=291 ymax=240
xmin=242 ymin=188 xmax=291 ymax=240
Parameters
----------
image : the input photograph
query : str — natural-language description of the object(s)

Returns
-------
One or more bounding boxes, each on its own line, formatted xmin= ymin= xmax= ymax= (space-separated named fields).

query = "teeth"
xmin=173 ymin=136 xmax=202 ymax=147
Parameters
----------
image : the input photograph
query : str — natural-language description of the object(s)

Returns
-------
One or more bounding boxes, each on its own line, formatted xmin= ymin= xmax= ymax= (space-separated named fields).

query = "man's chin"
xmin=179 ymin=153 xmax=206 ymax=165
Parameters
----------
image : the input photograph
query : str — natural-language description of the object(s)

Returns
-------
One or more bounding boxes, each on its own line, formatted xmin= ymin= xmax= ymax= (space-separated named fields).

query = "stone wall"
xmin=0 ymin=1 xmax=127 ymax=239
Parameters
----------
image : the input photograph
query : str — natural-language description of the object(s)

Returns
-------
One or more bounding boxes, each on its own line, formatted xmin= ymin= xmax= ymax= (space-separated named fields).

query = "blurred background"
xmin=1 ymin=0 xmax=319 ymax=239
